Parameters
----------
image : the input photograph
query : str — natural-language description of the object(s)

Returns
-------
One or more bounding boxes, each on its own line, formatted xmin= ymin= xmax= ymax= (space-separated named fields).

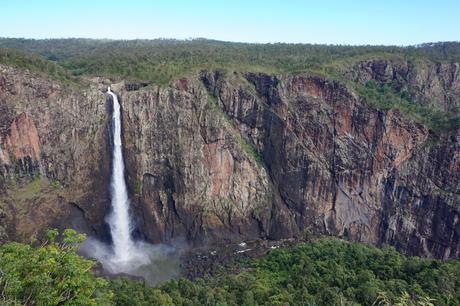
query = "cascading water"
xmin=107 ymin=86 xmax=134 ymax=262
xmin=80 ymin=86 xmax=180 ymax=284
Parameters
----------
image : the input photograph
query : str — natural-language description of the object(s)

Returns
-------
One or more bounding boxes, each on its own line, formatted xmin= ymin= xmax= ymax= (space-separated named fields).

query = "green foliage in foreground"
xmin=0 ymin=229 xmax=113 ymax=305
xmin=2 ymin=233 xmax=459 ymax=305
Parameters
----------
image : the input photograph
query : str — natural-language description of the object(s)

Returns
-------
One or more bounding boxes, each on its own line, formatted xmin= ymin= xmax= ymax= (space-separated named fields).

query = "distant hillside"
xmin=0 ymin=47 xmax=78 ymax=85
xmin=1 ymin=38 xmax=459 ymax=84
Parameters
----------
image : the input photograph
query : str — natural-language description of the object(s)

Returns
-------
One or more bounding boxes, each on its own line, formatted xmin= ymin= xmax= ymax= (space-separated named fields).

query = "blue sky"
xmin=1 ymin=0 xmax=459 ymax=45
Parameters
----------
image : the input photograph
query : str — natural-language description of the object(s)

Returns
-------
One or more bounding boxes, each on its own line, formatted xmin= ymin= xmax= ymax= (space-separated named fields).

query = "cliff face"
xmin=198 ymin=71 xmax=459 ymax=258
xmin=116 ymin=79 xmax=271 ymax=244
xmin=0 ymin=65 xmax=111 ymax=241
xmin=117 ymin=67 xmax=459 ymax=258
xmin=1 ymin=61 xmax=459 ymax=259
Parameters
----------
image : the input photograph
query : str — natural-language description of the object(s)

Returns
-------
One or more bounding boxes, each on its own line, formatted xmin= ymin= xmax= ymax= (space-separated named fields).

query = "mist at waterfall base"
xmin=81 ymin=237 xmax=180 ymax=284
xmin=80 ymin=88 xmax=180 ymax=285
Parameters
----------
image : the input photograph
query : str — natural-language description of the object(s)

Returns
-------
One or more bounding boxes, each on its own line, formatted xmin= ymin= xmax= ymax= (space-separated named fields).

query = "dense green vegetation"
xmin=1 ymin=38 xmax=399 ymax=83
xmin=0 ymin=38 xmax=459 ymax=132
xmin=115 ymin=239 xmax=458 ymax=305
xmin=1 ymin=231 xmax=459 ymax=305
xmin=1 ymin=38 xmax=459 ymax=85
xmin=0 ymin=48 xmax=78 ymax=85
xmin=0 ymin=229 xmax=112 ymax=305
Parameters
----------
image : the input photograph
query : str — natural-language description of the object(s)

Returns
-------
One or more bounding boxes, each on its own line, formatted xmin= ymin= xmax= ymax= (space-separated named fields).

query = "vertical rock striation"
xmin=0 ymin=61 xmax=458 ymax=259
xmin=117 ymin=78 xmax=271 ymax=244
xmin=198 ymin=70 xmax=459 ymax=258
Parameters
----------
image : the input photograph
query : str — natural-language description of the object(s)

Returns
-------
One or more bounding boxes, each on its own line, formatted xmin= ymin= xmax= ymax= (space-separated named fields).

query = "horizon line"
xmin=1 ymin=36 xmax=459 ymax=48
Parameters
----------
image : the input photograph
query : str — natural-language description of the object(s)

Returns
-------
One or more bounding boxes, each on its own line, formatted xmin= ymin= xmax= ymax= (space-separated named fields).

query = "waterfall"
xmin=107 ymin=87 xmax=134 ymax=262
xmin=79 ymin=86 xmax=180 ymax=284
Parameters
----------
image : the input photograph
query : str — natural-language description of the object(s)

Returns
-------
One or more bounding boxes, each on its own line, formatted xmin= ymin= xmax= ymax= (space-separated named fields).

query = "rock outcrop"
xmin=2 ymin=113 xmax=41 ymax=173
xmin=343 ymin=58 xmax=460 ymax=112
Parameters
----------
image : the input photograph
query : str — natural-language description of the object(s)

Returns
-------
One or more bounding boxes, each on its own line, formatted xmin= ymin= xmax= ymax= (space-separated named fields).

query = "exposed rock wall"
xmin=0 ymin=65 xmax=111 ymax=241
xmin=202 ymin=71 xmax=459 ymax=258
xmin=1 ymin=63 xmax=458 ymax=259
xmin=118 ymin=78 xmax=271 ymax=244
xmin=113 ymin=69 xmax=459 ymax=258
xmin=104 ymin=68 xmax=459 ymax=258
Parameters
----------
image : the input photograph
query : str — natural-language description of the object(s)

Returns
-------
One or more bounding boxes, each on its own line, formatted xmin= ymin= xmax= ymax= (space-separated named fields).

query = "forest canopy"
xmin=1 ymin=231 xmax=459 ymax=305
xmin=1 ymin=38 xmax=459 ymax=84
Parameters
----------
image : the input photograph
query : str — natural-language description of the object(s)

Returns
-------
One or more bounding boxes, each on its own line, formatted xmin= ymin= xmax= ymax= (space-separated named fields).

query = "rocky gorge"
xmin=0 ymin=55 xmax=459 ymax=261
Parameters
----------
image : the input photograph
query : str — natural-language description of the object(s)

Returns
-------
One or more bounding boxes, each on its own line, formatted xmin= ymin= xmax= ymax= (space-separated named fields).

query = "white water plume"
xmin=80 ymin=87 xmax=180 ymax=284
xmin=107 ymin=86 xmax=134 ymax=262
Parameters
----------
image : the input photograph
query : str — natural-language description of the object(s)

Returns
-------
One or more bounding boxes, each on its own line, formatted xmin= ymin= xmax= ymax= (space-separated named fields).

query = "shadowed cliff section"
xmin=199 ymin=70 xmax=459 ymax=258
